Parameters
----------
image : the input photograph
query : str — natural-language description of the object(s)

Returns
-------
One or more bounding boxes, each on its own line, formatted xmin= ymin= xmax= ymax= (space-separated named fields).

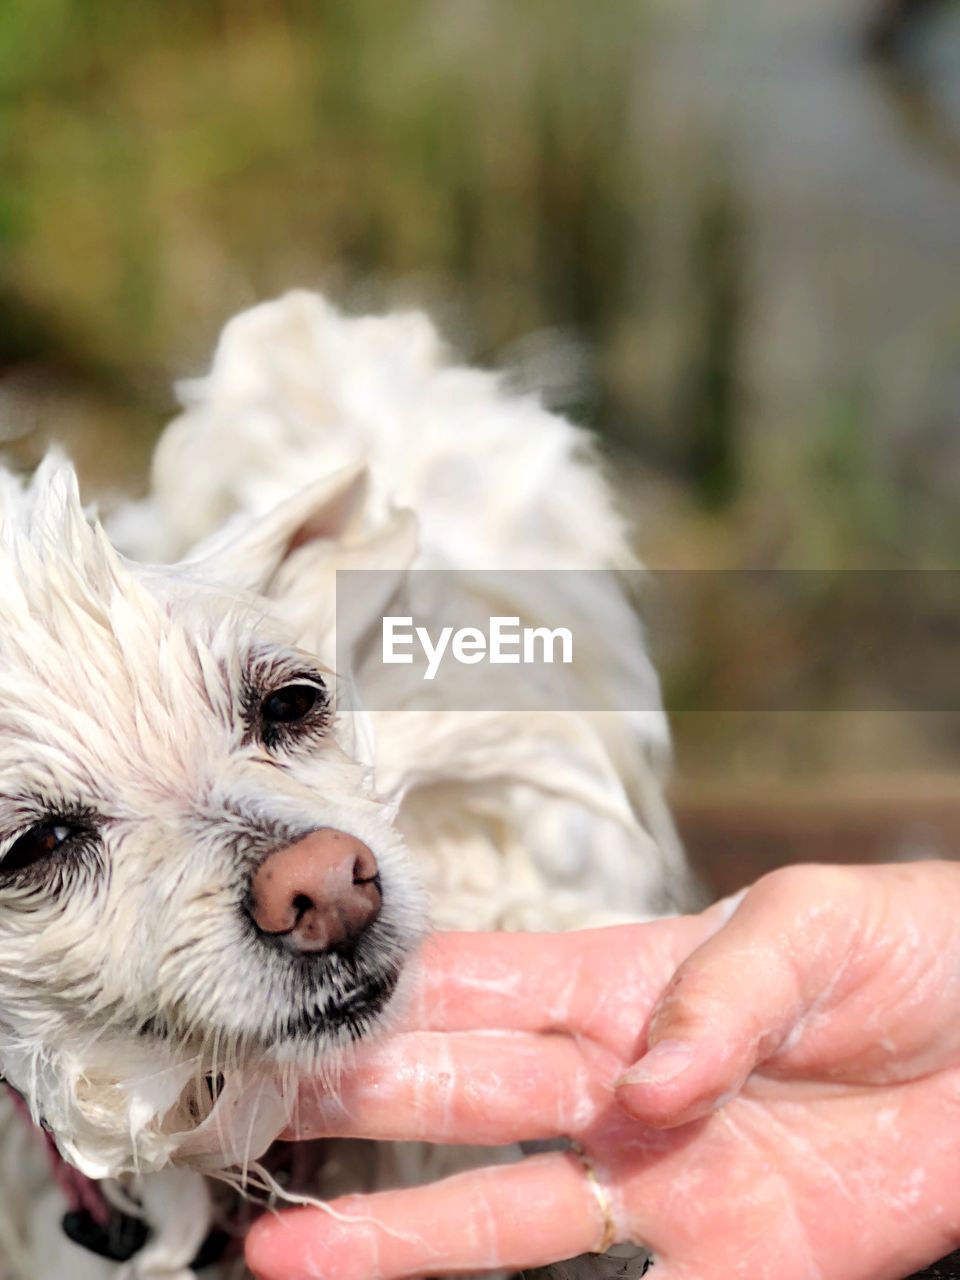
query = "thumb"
xmin=615 ymin=868 xmax=858 ymax=1128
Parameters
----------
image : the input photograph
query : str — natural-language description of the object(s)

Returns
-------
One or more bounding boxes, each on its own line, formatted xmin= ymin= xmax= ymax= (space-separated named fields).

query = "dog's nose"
xmin=248 ymin=829 xmax=381 ymax=952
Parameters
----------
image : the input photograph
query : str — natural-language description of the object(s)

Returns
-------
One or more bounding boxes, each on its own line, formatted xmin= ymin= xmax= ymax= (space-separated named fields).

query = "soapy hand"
xmin=247 ymin=862 xmax=960 ymax=1280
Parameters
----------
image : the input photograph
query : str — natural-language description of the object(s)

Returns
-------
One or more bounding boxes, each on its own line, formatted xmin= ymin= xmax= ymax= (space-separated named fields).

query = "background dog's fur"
xmin=0 ymin=293 xmax=692 ymax=1278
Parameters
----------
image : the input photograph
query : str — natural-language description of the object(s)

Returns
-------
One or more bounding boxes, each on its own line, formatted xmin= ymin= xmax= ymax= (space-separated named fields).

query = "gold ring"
xmin=573 ymin=1143 xmax=617 ymax=1254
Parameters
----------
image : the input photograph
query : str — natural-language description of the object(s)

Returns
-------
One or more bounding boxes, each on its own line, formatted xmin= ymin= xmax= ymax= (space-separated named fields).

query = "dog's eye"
xmin=3 ymin=822 xmax=77 ymax=875
xmin=246 ymin=666 xmax=330 ymax=750
xmin=261 ymin=683 xmax=323 ymax=725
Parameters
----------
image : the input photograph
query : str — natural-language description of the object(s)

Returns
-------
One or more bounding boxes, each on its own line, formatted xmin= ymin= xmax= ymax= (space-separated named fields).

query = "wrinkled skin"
xmin=247 ymin=862 xmax=960 ymax=1280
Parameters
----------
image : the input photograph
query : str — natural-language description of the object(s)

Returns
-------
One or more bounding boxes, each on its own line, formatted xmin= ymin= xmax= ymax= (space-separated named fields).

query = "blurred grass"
xmin=0 ymin=0 xmax=750 ymax=501
xmin=0 ymin=3 xmax=645 ymax=373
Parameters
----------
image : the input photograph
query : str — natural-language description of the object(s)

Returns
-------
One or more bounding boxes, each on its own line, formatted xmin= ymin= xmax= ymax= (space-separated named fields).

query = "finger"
xmin=616 ymin=866 xmax=862 ymax=1128
xmin=402 ymin=929 xmax=620 ymax=1034
xmin=246 ymin=1151 xmax=615 ymax=1280
xmin=290 ymin=1031 xmax=617 ymax=1144
xmin=402 ymin=920 xmax=712 ymax=1055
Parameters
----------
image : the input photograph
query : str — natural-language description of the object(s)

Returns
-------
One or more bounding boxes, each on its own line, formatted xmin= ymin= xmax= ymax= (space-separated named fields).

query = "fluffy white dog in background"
xmin=0 ymin=293 xmax=692 ymax=1278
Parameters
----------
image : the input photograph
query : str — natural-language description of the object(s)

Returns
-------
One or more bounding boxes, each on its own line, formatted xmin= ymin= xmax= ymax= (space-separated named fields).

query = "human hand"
xmin=246 ymin=862 xmax=960 ymax=1280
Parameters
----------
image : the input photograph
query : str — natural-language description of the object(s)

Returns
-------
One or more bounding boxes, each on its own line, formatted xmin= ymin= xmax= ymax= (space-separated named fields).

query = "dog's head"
xmin=0 ymin=456 xmax=425 ymax=1174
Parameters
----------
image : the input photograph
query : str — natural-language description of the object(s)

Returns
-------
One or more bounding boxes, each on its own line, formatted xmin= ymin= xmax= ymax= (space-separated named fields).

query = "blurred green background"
xmin=1 ymin=0 xmax=958 ymax=888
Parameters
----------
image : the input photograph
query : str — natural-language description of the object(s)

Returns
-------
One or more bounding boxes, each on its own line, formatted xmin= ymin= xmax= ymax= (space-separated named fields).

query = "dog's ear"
xmin=185 ymin=463 xmax=372 ymax=594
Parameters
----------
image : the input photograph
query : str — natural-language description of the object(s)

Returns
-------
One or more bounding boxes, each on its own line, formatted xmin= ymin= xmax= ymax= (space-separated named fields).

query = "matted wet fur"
xmin=0 ymin=293 xmax=691 ymax=1278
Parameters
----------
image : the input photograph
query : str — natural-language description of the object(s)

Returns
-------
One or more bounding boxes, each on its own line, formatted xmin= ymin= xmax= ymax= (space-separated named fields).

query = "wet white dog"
xmin=0 ymin=293 xmax=690 ymax=1278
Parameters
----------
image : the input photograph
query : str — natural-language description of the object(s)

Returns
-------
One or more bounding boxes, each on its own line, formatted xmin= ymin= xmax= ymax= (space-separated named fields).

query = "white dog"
xmin=0 ymin=293 xmax=691 ymax=1278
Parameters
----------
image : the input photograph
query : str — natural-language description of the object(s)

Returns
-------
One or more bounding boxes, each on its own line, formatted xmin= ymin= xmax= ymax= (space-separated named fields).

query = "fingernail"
xmin=618 ymin=1039 xmax=695 ymax=1087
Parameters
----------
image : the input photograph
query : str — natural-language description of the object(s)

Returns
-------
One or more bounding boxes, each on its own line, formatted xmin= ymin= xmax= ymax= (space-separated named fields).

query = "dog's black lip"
xmin=136 ymin=966 xmax=400 ymax=1056
xmin=278 ymin=965 xmax=400 ymax=1041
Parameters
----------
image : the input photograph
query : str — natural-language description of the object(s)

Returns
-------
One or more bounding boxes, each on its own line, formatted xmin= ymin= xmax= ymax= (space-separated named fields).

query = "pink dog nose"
xmin=248 ymin=829 xmax=381 ymax=952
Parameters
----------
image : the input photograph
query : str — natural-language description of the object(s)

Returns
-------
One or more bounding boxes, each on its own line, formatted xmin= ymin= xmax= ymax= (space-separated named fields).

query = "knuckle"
xmin=751 ymin=862 xmax=862 ymax=914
